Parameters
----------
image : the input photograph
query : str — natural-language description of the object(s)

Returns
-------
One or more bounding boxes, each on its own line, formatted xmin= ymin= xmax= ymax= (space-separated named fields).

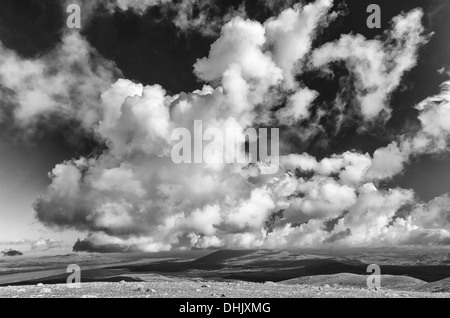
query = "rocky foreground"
xmin=0 ymin=280 xmax=449 ymax=298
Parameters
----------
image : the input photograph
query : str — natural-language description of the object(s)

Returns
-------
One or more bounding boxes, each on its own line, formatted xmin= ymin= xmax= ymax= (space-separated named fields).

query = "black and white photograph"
xmin=0 ymin=0 xmax=449 ymax=305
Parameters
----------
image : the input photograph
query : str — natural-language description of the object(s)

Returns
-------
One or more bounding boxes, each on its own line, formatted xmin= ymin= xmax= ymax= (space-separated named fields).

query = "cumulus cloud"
xmin=283 ymin=176 xmax=357 ymax=224
xmin=25 ymin=2 xmax=450 ymax=252
xmin=265 ymin=0 xmax=334 ymax=89
xmin=401 ymin=81 xmax=450 ymax=155
xmin=377 ymin=195 xmax=450 ymax=246
xmin=73 ymin=232 xmax=171 ymax=253
xmin=73 ymin=236 xmax=134 ymax=253
xmin=366 ymin=142 xmax=408 ymax=180
xmin=276 ymin=88 xmax=318 ymax=123
xmin=330 ymin=186 xmax=414 ymax=246
xmin=0 ymin=32 xmax=119 ymax=135
xmin=311 ymin=9 xmax=427 ymax=119
xmin=194 ymin=17 xmax=283 ymax=97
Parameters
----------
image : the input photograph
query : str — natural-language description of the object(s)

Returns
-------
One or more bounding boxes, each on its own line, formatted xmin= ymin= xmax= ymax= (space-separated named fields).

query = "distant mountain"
xmin=2 ymin=249 xmax=449 ymax=287
xmin=413 ymin=278 xmax=450 ymax=293
xmin=194 ymin=249 xmax=331 ymax=265
xmin=1 ymin=249 xmax=23 ymax=257
xmin=190 ymin=250 xmax=450 ymax=283
xmin=194 ymin=250 xmax=257 ymax=264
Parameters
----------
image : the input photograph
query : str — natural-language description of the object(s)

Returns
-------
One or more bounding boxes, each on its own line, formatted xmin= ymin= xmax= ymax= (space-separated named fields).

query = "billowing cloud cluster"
xmin=23 ymin=1 xmax=450 ymax=252
xmin=311 ymin=8 xmax=426 ymax=120
xmin=0 ymin=32 xmax=119 ymax=135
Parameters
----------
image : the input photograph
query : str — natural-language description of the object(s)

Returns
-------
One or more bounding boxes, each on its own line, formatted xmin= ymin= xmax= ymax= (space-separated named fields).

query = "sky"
xmin=1 ymin=0 xmax=450 ymax=255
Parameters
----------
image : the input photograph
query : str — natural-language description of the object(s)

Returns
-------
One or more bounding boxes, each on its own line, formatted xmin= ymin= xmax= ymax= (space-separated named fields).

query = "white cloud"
xmin=283 ymin=176 xmax=357 ymax=224
xmin=366 ymin=142 xmax=407 ymax=180
xmin=90 ymin=201 xmax=135 ymax=229
xmin=311 ymin=9 xmax=426 ymax=119
xmin=0 ymin=33 xmax=119 ymax=133
xmin=402 ymin=81 xmax=450 ymax=155
xmin=27 ymin=2 xmax=450 ymax=252
xmin=92 ymin=166 xmax=146 ymax=197
xmin=277 ymin=88 xmax=318 ymax=123
xmin=194 ymin=16 xmax=283 ymax=96
xmin=265 ymin=0 xmax=334 ymax=89
xmin=226 ymin=188 xmax=276 ymax=230
xmin=185 ymin=205 xmax=222 ymax=236
xmin=330 ymin=187 xmax=414 ymax=246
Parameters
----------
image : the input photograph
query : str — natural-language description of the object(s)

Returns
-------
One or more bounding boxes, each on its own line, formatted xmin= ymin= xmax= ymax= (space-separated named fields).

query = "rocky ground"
xmin=0 ymin=280 xmax=449 ymax=298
